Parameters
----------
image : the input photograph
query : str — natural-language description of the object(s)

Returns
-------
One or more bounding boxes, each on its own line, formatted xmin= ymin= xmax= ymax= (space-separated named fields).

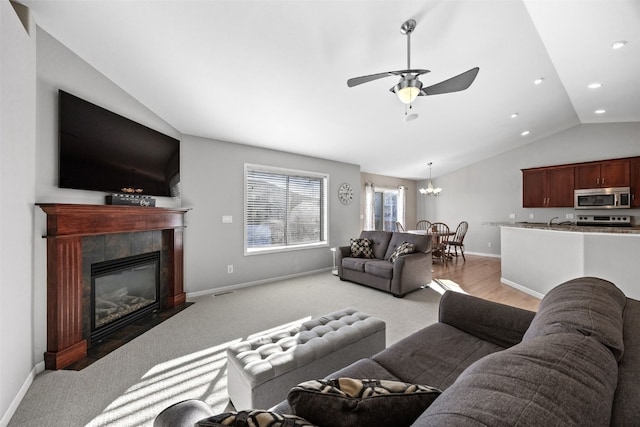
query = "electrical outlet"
xmin=509 ymin=213 xmax=516 ymax=219
xmin=529 ymin=213 xmax=535 ymax=219
xmin=227 ymin=264 xmax=233 ymax=274
xmin=566 ymin=213 xmax=574 ymax=220
xmin=488 ymin=242 xmax=493 ymax=248
xmin=222 ymin=215 xmax=233 ymax=223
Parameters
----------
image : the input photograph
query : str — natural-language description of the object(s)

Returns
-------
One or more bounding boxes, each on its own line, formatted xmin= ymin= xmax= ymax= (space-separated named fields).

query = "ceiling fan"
xmin=347 ymin=19 xmax=480 ymax=105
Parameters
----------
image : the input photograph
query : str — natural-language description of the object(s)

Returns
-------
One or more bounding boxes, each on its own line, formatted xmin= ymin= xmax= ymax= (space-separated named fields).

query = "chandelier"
xmin=419 ymin=162 xmax=442 ymax=196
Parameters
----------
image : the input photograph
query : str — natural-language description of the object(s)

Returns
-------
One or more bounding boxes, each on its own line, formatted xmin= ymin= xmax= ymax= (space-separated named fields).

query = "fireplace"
xmin=38 ymin=203 xmax=189 ymax=370
xmin=91 ymin=252 xmax=161 ymax=343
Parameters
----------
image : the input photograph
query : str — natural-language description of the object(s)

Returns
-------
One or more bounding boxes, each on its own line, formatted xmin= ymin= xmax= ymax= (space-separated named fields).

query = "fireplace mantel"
xmin=38 ymin=203 xmax=190 ymax=369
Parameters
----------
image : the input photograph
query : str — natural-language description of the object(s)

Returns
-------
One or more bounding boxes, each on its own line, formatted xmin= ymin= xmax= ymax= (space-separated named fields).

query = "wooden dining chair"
xmin=430 ymin=222 xmax=450 ymax=263
xmin=395 ymin=221 xmax=405 ymax=232
xmin=415 ymin=220 xmax=431 ymax=230
xmin=446 ymin=221 xmax=469 ymax=261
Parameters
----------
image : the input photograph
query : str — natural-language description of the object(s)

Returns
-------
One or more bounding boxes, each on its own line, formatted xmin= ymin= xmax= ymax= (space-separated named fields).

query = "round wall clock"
xmin=338 ymin=183 xmax=354 ymax=205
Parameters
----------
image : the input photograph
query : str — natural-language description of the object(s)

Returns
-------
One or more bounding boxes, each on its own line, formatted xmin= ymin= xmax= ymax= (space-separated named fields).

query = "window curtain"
xmin=364 ymin=182 xmax=375 ymax=231
xmin=397 ymin=186 xmax=406 ymax=231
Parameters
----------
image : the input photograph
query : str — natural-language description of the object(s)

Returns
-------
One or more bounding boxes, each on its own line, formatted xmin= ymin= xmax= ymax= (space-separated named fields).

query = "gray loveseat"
xmin=336 ymin=231 xmax=432 ymax=297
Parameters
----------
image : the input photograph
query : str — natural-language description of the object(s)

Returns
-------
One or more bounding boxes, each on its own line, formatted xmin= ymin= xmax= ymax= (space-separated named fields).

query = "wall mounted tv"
xmin=58 ymin=90 xmax=180 ymax=197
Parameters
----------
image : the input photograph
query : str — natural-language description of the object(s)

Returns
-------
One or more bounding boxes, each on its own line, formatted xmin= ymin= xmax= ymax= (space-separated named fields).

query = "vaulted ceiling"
xmin=21 ymin=0 xmax=640 ymax=180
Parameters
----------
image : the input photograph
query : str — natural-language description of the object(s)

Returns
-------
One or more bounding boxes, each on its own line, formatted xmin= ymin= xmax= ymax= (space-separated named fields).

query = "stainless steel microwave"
xmin=574 ymin=187 xmax=631 ymax=209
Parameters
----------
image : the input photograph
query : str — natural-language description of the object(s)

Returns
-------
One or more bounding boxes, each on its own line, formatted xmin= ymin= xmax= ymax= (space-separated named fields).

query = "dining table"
xmin=407 ymin=228 xmax=455 ymax=261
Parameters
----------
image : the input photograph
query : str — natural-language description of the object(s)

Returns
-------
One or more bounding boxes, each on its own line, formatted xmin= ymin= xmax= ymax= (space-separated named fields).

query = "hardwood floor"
xmin=431 ymin=254 xmax=540 ymax=312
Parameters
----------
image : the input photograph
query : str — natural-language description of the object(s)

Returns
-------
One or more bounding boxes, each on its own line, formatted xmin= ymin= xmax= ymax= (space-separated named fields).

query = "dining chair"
xmin=395 ymin=221 xmax=405 ymax=232
xmin=446 ymin=221 xmax=469 ymax=261
xmin=415 ymin=220 xmax=431 ymax=230
xmin=429 ymin=222 xmax=450 ymax=263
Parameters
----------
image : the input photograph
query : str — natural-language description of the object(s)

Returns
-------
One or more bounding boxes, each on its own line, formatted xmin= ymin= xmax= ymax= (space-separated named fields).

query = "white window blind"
xmin=245 ymin=164 xmax=327 ymax=253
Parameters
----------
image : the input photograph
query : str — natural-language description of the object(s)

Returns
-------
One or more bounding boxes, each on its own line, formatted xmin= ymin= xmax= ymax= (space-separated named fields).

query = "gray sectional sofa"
xmin=155 ymin=276 xmax=640 ymax=426
xmin=270 ymin=276 xmax=640 ymax=425
xmin=336 ymin=231 xmax=432 ymax=297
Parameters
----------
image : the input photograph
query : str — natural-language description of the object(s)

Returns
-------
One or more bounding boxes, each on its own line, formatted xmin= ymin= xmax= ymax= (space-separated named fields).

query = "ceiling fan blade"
xmin=420 ymin=67 xmax=479 ymax=96
xmin=347 ymin=69 xmax=430 ymax=87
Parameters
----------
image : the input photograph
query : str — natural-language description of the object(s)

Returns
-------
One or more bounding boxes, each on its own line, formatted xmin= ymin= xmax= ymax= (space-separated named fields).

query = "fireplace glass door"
xmin=91 ymin=251 xmax=160 ymax=342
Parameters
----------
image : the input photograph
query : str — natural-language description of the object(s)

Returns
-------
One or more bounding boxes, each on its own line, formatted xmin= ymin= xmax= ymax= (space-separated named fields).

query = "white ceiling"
xmin=20 ymin=0 xmax=640 ymax=180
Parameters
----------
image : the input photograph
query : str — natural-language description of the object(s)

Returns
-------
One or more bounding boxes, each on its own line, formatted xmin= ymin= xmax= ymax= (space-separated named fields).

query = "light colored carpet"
xmin=9 ymin=272 xmax=441 ymax=427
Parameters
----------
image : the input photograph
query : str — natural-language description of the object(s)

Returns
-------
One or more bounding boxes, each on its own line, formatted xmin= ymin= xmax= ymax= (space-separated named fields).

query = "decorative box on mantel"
xmin=37 ymin=203 xmax=190 ymax=370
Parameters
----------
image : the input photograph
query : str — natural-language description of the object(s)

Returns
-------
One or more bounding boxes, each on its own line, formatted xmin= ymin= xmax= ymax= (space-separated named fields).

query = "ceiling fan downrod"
xmin=400 ymin=19 xmax=416 ymax=71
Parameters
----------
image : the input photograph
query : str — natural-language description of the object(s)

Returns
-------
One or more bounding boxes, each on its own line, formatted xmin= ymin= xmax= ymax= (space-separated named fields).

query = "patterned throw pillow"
xmin=196 ymin=410 xmax=315 ymax=427
xmin=389 ymin=242 xmax=416 ymax=262
xmin=287 ymin=378 xmax=441 ymax=427
xmin=350 ymin=238 xmax=374 ymax=258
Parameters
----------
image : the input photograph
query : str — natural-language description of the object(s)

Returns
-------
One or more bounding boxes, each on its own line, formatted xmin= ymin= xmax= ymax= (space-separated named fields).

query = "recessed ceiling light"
xmin=588 ymin=83 xmax=602 ymax=89
xmin=534 ymin=78 xmax=544 ymax=85
xmin=510 ymin=113 xmax=519 ymax=119
xmin=403 ymin=113 xmax=419 ymax=122
xmin=595 ymin=109 xmax=606 ymax=114
xmin=521 ymin=130 xmax=531 ymax=136
xmin=612 ymin=40 xmax=628 ymax=50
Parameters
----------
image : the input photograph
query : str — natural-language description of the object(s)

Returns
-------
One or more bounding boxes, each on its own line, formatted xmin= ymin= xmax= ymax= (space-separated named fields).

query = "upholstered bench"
xmin=226 ymin=308 xmax=386 ymax=410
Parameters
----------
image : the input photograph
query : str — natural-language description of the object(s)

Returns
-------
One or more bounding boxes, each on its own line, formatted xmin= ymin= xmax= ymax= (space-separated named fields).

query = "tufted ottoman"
xmin=226 ymin=308 xmax=386 ymax=410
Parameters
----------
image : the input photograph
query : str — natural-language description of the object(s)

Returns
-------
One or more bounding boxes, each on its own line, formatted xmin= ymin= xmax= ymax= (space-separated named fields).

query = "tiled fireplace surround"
xmin=38 ymin=204 xmax=189 ymax=370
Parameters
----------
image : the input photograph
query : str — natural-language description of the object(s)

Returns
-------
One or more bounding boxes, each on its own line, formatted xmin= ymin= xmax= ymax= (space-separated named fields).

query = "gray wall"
xmin=1 ymin=1 xmax=36 ymax=423
xmin=417 ymin=122 xmax=640 ymax=256
xmin=181 ymin=135 xmax=361 ymax=295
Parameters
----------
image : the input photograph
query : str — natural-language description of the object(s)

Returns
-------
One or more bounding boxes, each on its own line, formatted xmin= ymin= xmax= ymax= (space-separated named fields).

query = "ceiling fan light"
xmin=394 ymin=79 xmax=422 ymax=104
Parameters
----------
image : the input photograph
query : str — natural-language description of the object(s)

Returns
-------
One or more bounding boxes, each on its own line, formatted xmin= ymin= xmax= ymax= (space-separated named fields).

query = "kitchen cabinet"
xmin=574 ymin=160 xmax=629 ymax=189
xmin=631 ymin=158 xmax=640 ymax=207
xmin=522 ymin=166 xmax=574 ymax=207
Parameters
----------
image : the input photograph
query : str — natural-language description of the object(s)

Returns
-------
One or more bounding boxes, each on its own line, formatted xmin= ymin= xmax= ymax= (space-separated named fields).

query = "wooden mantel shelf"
xmin=38 ymin=203 xmax=190 ymax=238
xmin=37 ymin=203 xmax=190 ymax=369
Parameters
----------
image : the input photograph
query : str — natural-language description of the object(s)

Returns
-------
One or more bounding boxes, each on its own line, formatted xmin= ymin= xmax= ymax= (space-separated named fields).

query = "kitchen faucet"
xmin=548 ymin=217 xmax=559 ymax=226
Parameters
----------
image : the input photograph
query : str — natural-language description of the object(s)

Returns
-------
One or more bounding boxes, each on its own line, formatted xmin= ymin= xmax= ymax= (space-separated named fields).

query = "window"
xmin=245 ymin=164 xmax=328 ymax=254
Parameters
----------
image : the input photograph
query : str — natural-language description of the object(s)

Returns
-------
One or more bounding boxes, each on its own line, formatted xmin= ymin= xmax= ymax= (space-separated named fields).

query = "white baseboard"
xmin=0 ymin=361 xmax=44 ymax=427
xmin=465 ymin=250 xmax=501 ymax=258
xmin=501 ymin=277 xmax=545 ymax=300
xmin=186 ymin=267 xmax=333 ymax=299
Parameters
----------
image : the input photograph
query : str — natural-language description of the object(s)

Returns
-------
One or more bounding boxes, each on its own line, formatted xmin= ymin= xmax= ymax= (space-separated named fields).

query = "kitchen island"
xmin=494 ymin=222 xmax=640 ymax=300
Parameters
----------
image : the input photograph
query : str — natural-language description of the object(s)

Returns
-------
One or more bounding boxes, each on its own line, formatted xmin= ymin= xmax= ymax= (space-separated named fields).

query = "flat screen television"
xmin=58 ymin=90 xmax=180 ymax=197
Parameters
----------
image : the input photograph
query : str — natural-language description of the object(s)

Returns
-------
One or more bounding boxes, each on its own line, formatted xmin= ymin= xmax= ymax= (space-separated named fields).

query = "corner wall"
xmin=0 ymin=1 xmax=36 ymax=424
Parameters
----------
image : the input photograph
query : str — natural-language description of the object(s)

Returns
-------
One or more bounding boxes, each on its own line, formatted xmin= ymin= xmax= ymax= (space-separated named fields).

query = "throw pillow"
xmin=350 ymin=238 xmax=374 ymax=258
xmin=196 ymin=410 xmax=315 ymax=427
xmin=389 ymin=242 xmax=416 ymax=262
xmin=287 ymin=377 xmax=441 ymax=427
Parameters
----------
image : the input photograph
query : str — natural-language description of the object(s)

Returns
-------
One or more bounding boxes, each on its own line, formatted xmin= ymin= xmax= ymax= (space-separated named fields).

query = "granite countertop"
xmin=486 ymin=221 xmax=640 ymax=235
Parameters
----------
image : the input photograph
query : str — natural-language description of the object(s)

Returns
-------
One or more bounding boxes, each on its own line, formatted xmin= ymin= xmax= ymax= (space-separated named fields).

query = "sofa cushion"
xmin=341 ymin=257 xmax=367 ymax=272
xmin=364 ymin=259 xmax=393 ymax=279
xmin=196 ymin=410 xmax=315 ymax=427
xmin=287 ymin=378 xmax=440 ymax=427
xmin=359 ymin=231 xmax=393 ymax=259
xmin=349 ymin=238 xmax=374 ymax=258
xmin=522 ymin=277 xmax=626 ymax=361
xmin=415 ymin=333 xmax=618 ymax=426
xmin=389 ymin=242 xmax=416 ymax=262
xmin=383 ymin=232 xmax=430 ymax=260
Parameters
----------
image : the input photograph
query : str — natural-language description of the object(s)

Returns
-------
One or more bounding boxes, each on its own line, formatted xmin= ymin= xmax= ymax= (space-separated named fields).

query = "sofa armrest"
xmin=336 ymin=245 xmax=351 ymax=277
xmin=439 ymin=291 xmax=536 ymax=348
xmin=389 ymin=251 xmax=432 ymax=296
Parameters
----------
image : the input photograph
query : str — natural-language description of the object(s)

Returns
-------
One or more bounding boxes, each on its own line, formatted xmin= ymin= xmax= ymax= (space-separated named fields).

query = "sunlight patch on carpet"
xmin=86 ymin=341 xmax=240 ymax=427
xmin=430 ymin=279 xmax=467 ymax=295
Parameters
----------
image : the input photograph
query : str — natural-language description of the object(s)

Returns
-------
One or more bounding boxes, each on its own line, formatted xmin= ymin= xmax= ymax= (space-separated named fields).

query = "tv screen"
xmin=58 ymin=90 xmax=180 ymax=197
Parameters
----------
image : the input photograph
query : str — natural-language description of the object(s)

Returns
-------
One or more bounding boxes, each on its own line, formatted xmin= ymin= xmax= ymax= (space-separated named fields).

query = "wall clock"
xmin=338 ymin=183 xmax=354 ymax=205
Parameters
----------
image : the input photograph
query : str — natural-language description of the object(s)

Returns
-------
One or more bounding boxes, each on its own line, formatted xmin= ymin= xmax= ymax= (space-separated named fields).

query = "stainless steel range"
xmin=576 ymin=214 xmax=632 ymax=227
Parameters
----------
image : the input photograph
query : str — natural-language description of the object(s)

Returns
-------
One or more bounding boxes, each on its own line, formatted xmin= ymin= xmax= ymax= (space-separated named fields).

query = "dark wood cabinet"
xmin=631 ymin=158 xmax=640 ymax=207
xmin=523 ymin=166 xmax=574 ymax=207
xmin=574 ymin=160 xmax=629 ymax=189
